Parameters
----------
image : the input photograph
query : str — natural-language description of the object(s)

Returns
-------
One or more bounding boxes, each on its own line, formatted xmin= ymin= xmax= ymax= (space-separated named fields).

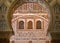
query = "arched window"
xmin=28 ymin=21 xmax=33 ymax=29
xmin=19 ymin=21 xmax=24 ymax=29
xmin=36 ymin=21 xmax=41 ymax=29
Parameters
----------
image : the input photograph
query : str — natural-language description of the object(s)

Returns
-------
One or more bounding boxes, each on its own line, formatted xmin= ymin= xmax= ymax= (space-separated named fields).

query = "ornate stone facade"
xmin=10 ymin=1 xmax=51 ymax=43
xmin=0 ymin=0 xmax=60 ymax=43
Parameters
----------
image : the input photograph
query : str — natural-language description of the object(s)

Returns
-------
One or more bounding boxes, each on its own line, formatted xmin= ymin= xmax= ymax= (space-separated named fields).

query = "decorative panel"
xmin=0 ymin=4 xmax=7 ymax=30
xmin=54 ymin=2 xmax=60 ymax=14
xmin=0 ymin=4 xmax=7 ymax=14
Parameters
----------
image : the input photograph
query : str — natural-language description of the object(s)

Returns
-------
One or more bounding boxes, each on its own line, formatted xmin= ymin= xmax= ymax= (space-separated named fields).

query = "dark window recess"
xmin=36 ymin=21 xmax=41 ymax=29
xmin=19 ymin=21 xmax=24 ymax=29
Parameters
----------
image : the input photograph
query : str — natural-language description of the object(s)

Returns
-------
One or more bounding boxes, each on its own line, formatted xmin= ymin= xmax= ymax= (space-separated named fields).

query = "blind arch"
xmin=28 ymin=21 xmax=33 ymax=29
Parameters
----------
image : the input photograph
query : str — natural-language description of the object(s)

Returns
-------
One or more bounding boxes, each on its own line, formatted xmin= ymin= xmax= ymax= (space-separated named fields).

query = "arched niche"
xmin=7 ymin=0 xmax=52 ymax=35
xmin=28 ymin=21 xmax=33 ymax=29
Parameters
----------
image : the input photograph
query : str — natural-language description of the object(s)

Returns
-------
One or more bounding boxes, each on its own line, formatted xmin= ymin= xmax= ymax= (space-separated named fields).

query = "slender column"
xmin=25 ymin=19 xmax=27 ymax=30
xmin=15 ymin=20 xmax=18 ymax=35
xmin=34 ymin=19 xmax=36 ymax=30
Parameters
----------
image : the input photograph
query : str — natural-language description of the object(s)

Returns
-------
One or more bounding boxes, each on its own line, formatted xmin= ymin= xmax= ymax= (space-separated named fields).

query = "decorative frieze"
xmin=15 ymin=37 xmax=46 ymax=40
xmin=24 ymin=0 xmax=38 ymax=3
xmin=17 ymin=30 xmax=46 ymax=38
